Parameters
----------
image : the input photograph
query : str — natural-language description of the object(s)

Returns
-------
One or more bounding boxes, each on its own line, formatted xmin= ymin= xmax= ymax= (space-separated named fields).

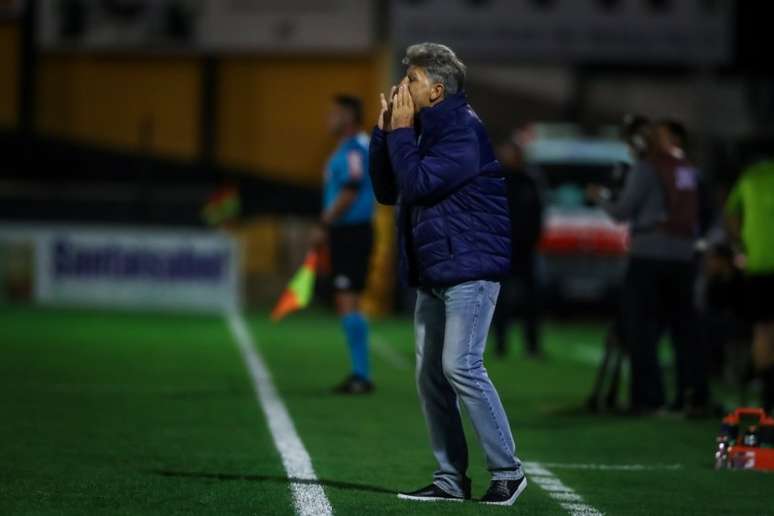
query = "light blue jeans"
xmin=414 ymin=280 xmax=524 ymax=497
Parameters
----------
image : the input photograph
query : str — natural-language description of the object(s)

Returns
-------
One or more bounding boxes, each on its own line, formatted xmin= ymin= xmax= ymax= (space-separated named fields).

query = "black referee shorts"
xmin=747 ymin=273 xmax=774 ymax=324
xmin=329 ymin=223 xmax=374 ymax=293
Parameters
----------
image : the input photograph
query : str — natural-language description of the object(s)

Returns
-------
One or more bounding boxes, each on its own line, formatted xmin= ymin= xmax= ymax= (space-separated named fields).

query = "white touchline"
xmin=537 ymin=462 xmax=683 ymax=472
xmin=227 ymin=312 xmax=333 ymax=516
xmin=524 ymin=462 xmax=604 ymax=516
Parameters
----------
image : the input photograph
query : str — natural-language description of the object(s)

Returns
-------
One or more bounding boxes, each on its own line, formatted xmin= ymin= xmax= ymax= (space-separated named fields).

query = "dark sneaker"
xmin=480 ymin=477 xmax=527 ymax=506
xmin=398 ymin=478 xmax=471 ymax=502
xmin=332 ymin=375 xmax=374 ymax=395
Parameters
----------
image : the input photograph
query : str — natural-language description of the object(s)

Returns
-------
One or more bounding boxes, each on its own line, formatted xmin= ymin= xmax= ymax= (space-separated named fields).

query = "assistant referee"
xmin=312 ymin=94 xmax=376 ymax=395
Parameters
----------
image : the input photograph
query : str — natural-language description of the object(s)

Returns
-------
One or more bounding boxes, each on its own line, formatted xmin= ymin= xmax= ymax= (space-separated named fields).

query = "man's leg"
xmin=623 ymin=259 xmax=665 ymax=411
xmin=336 ymin=291 xmax=371 ymax=382
xmin=414 ymin=288 xmax=470 ymax=497
xmin=522 ymin=255 xmax=542 ymax=357
xmin=441 ymin=281 xmax=524 ymax=481
xmin=667 ymin=262 xmax=707 ymax=411
xmin=752 ymin=322 xmax=774 ymax=415
xmin=329 ymin=223 xmax=373 ymax=393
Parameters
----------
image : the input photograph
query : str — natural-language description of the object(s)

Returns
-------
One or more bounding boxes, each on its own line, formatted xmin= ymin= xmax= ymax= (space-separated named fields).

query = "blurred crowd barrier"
xmin=0 ymin=207 xmax=395 ymax=316
xmin=0 ymin=223 xmax=239 ymax=312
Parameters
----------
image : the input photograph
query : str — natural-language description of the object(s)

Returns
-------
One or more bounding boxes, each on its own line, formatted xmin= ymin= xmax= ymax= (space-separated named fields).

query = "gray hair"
xmin=401 ymin=42 xmax=466 ymax=96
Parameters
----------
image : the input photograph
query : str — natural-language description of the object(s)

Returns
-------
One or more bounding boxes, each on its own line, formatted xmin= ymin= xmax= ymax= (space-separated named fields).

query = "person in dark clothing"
xmin=699 ymin=243 xmax=750 ymax=392
xmin=588 ymin=115 xmax=703 ymax=414
xmin=369 ymin=43 xmax=526 ymax=506
xmin=653 ymin=119 xmax=711 ymax=413
xmin=492 ymin=137 xmax=544 ymax=358
xmin=726 ymin=157 xmax=774 ymax=415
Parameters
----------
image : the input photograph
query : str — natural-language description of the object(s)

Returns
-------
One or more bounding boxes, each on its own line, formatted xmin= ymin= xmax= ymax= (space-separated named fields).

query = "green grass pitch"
xmin=0 ymin=305 xmax=771 ymax=515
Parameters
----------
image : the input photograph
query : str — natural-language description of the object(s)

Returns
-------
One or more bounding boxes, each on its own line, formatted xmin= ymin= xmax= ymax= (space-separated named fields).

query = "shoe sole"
xmin=480 ymin=477 xmax=528 ymax=506
xmin=397 ymin=493 xmax=464 ymax=503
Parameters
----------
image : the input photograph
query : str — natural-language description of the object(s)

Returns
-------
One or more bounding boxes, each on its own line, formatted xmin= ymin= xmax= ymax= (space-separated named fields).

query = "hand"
xmin=734 ymin=252 xmax=747 ymax=271
xmin=586 ymin=185 xmax=609 ymax=203
xmin=586 ymin=185 xmax=601 ymax=203
xmin=310 ymin=223 xmax=328 ymax=249
xmin=390 ymin=80 xmax=414 ymax=130
xmin=377 ymin=86 xmax=397 ymax=132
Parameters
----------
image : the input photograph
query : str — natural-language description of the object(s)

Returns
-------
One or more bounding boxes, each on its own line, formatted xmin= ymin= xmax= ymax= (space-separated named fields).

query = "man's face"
xmin=403 ymin=65 xmax=443 ymax=113
xmin=627 ymin=143 xmax=639 ymax=161
xmin=625 ymin=133 xmax=648 ymax=160
xmin=654 ymin=125 xmax=674 ymax=154
xmin=327 ymin=103 xmax=349 ymax=136
xmin=497 ymin=143 xmax=524 ymax=170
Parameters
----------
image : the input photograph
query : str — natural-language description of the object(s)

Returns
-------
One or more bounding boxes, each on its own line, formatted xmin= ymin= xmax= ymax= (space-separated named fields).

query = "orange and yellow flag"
xmin=270 ymin=250 xmax=318 ymax=322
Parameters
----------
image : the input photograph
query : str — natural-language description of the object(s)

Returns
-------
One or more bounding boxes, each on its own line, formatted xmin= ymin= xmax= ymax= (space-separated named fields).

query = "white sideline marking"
xmin=227 ymin=312 xmax=333 ymax=516
xmin=524 ymin=462 xmax=603 ymax=516
xmin=371 ymin=334 xmax=411 ymax=370
xmin=538 ymin=462 xmax=683 ymax=472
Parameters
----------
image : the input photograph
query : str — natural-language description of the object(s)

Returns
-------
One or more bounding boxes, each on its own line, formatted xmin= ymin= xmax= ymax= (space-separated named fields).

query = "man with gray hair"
xmin=369 ymin=42 xmax=527 ymax=505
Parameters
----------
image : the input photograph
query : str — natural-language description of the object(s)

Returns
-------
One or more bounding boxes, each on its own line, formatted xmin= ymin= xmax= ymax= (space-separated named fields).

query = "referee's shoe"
xmin=332 ymin=374 xmax=374 ymax=395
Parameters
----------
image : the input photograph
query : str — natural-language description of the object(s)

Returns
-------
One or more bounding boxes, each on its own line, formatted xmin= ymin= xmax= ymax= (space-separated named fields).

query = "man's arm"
xmin=600 ymin=162 xmax=653 ymax=222
xmin=724 ymin=179 xmax=743 ymax=243
xmin=387 ymin=125 xmax=480 ymax=205
xmin=369 ymin=127 xmax=399 ymax=205
xmin=322 ymin=149 xmax=365 ymax=224
xmin=311 ymin=153 xmax=363 ymax=248
xmin=321 ymin=188 xmax=358 ymax=225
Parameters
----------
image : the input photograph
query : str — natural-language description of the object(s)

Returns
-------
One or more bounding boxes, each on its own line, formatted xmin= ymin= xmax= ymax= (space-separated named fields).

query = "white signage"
xmin=33 ymin=227 xmax=240 ymax=313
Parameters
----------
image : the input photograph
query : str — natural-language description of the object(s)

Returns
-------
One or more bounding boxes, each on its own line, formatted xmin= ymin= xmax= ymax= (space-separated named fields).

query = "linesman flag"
xmin=270 ymin=250 xmax=318 ymax=322
xmin=202 ymin=186 xmax=240 ymax=227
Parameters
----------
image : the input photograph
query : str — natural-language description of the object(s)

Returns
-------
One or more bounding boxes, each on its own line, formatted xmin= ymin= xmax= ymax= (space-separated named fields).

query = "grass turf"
xmin=0 ymin=305 xmax=771 ymax=515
